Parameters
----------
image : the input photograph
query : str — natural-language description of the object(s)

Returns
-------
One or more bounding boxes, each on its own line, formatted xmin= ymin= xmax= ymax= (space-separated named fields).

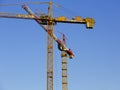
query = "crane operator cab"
xmin=40 ymin=14 xmax=48 ymax=25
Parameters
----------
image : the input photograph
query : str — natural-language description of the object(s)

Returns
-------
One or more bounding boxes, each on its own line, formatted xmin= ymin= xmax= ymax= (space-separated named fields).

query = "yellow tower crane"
xmin=0 ymin=2 xmax=95 ymax=90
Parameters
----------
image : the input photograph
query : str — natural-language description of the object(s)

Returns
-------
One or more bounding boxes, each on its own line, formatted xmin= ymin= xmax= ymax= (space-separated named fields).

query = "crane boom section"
xmin=0 ymin=13 xmax=95 ymax=29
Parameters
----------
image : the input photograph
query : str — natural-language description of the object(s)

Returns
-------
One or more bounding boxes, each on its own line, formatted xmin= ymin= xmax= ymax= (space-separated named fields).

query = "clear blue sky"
xmin=0 ymin=0 xmax=120 ymax=90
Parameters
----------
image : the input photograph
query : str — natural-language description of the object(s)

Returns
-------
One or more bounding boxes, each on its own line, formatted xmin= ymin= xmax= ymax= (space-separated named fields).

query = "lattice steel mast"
xmin=47 ymin=2 xmax=54 ymax=90
xmin=60 ymin=34 xmax=68 ymax=90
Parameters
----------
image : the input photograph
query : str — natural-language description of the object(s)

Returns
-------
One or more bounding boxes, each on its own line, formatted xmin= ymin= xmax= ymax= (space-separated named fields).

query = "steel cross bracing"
xmin=0 ymin=2 xmax=95 ymax=90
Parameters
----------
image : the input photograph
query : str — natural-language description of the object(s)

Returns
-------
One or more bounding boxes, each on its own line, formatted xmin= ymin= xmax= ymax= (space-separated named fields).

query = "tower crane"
xmin=59 ymin=33 xmax=69 ymax=90
xmin=0 ymin=2 xmax=95 ymax=90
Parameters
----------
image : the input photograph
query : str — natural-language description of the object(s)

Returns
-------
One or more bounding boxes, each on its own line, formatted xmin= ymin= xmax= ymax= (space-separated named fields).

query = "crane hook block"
xmin=85 ymin=18 xmax=95 ymax=29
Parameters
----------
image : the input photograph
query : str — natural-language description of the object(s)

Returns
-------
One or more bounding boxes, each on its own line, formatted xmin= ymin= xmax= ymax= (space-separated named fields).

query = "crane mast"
xmin=61 ymin=51 xmax=68 ymax=90
xmin=47 ymin=2 xmax=54 ymax=90
xmin=60 ymin=34 xmax=68 ymax=90
xmin=0 ymin=2 xmax=95 ymax=90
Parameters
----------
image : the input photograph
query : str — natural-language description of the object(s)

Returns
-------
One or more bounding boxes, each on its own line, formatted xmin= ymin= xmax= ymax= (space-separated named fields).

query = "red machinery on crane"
xmin=57 ymin=32 xmax=74 ymax=58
